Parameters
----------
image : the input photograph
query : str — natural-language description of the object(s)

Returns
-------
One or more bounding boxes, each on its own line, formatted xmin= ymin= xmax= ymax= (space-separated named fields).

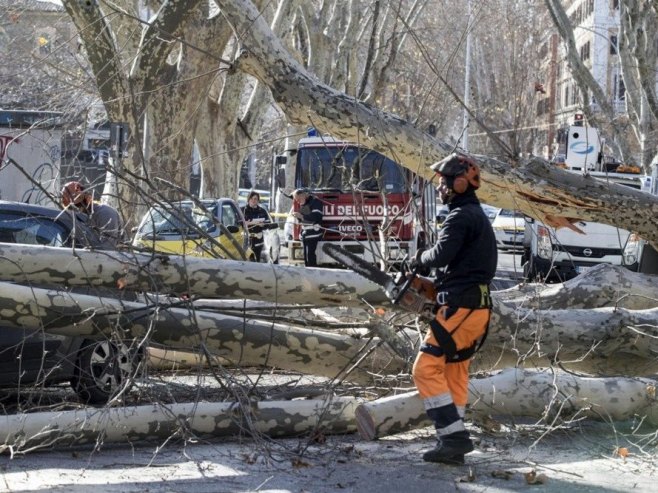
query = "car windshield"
xmin=497 ymin=209 xmax=523 ymax=218
xmin=138 ymin=203 xmax=217 ymax=236
xmin=296 ymin=145 xmax=406 ymax=193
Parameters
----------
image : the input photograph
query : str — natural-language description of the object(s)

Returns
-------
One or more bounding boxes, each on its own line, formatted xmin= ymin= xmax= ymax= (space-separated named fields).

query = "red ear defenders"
xmin=431 ymin=154 xmax=481 ymax=193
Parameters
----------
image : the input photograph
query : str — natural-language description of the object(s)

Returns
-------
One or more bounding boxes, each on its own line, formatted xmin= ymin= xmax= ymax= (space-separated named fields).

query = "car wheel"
xmin=72 ymin=339 xmax=143 ymax=404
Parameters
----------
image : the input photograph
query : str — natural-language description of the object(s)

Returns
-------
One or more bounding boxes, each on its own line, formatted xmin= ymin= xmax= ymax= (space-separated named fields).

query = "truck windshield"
xmin=296 ymin=145 xmax=406 ymax=193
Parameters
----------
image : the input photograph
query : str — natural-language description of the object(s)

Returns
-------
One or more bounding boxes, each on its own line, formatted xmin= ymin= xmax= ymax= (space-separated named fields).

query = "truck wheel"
xmin=72 ymin=339 xmax=143 ymax=404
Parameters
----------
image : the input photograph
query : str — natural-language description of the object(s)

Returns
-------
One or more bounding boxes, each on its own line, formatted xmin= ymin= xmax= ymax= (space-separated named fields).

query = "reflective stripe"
xmin=456 ymin=405 xmax=465 ymax=418
xmin=436 ymin=420 xmax=466 ymax=437
xmin=311 ymin=208 xmax=322 ymax=213
xmin=423 ymin=392 xmax=453 ymax=411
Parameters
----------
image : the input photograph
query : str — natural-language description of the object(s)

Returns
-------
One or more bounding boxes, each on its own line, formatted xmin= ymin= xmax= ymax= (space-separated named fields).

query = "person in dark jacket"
xmin=61 ymin=181 xmax=123 ymax=247
xmin=292 ymin=188 xmax=323 ymax=266
xmin=242 ymin=191 xmax=270 ymax=262
xmin=411 ymin=154 xmax=497 ymax=465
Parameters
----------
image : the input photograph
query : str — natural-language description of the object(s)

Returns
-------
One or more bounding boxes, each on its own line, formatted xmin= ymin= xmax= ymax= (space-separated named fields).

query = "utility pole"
xmin=462 ymin=0 xmax=472 ymax=152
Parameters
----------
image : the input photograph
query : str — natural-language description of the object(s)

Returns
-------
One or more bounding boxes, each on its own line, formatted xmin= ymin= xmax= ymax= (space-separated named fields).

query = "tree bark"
xmin=0 ymin=281 xmax=405 ymax=384
xmin=355 ymin=368 xmax=658 ymax=440
xmin=3 ymin=244 xmax=658 ymax=376
xmin=0 ymin=244 xmax=388 ymax=307
xmin=0 ymin=398 xmax=357 ymax=454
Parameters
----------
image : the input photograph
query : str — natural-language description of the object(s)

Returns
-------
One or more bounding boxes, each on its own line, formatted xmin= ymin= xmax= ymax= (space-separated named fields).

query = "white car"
xmin=260 ymin=206 xmax=281 ymax=264
xmin=491 ymin=209 xmax=524 ymax=250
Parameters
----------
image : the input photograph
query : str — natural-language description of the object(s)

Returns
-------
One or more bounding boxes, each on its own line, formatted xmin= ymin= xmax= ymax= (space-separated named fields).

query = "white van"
xmin=522 ymin=171 xmax=648 ymax=282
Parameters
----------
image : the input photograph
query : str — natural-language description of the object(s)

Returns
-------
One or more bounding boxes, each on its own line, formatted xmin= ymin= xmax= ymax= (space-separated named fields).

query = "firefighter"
xmin=242 ymin=190 xmax=270 ymax=261
xmin=61 ymin=181 xmax=123 ymax=247
xmin=411 ymin=154 xmax=497 ymax=465
xmin=292 ymin=188 xmax=323 ymax=267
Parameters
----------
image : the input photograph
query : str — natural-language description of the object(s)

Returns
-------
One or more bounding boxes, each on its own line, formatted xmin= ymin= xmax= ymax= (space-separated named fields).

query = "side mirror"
xmin=524 ymin=216 xmax=534 ymax=224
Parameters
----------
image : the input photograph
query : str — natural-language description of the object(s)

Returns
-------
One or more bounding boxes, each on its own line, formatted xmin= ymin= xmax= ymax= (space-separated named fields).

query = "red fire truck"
xmin=277 ymin=133 xmax=436 ymax=268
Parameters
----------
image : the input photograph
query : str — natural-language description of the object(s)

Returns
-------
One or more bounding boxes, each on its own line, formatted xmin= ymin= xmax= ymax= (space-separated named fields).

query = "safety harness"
xmin=420 ymin=284 xmax=492 ymax=363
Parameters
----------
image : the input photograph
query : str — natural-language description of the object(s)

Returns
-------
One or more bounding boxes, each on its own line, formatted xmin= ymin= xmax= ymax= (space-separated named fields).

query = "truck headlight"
xmin=537 ymin=226 xmax=552 ymax=259
xmin=623 ymin=234 xmax=640 ymax=266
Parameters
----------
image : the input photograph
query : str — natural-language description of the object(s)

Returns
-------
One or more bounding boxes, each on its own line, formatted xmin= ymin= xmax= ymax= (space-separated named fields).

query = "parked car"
xmin=436 ymin=205 xmax=449 ymax=224
xmin=256 ymin=204 xmax=281 ymax=264
xmin=491 ymin=209 xmax=524 ymax=251
xmin=132 ymin=198 xmax=254 ymax=260
xmin=0 ymin=200 xmax=143 ymax=403
xmin=481 ymin=203 xmax=499 ymax=223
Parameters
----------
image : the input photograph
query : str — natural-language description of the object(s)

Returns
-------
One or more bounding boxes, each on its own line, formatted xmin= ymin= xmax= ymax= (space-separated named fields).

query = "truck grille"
xmin=553 ymin=244 xmax=621 ymax=258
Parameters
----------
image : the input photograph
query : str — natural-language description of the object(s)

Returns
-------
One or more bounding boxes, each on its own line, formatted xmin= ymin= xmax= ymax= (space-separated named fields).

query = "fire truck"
xmin=276 ymin=132 xmax=436 ymax=268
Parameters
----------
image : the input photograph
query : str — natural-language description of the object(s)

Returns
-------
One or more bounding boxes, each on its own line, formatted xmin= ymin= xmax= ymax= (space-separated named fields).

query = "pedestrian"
xmin=242 ymin=190 xmax=270 ymax=262
xmin=291 ymin=188 xmax=323 ymax=267
xmin=61 ymin=181 xmax=124 ymax=247
xmin=411 ymin=153 xmax=497 ymax=465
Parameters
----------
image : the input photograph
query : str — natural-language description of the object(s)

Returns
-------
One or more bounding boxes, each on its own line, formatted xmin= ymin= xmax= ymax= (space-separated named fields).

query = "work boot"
xmin=422 ymin=431 xmax=474 ymax=465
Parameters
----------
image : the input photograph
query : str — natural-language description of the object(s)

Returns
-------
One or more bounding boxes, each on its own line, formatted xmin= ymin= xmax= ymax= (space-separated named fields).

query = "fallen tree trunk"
xmin=0 ymin=282 xmax=406 ymax=384
xmin=0 ymin=243 xmax=388 ymax=307
xmin=3 ymin=256 xmax=658 ymax=376
xmin=355 ymin=368 xmax=658 ymax=440
xmin=495 ymin=264 xmax=658 ymax=310
xmin=0 ymin=397 xmax=358 ymax=455
xmin=485 ymin=302 xmax=658 ymax=375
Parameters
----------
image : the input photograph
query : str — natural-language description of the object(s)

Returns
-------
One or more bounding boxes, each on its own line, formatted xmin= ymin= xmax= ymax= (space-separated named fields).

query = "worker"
xmin=61 ymin=181 xmax=123 ymax=247
xmin=291 ymin=188 xmax=323 ymax=267
xmin=411 ymin=154 xmax=497 ymax=465
xmin=242 ymin=190 xmax=270 ymax=262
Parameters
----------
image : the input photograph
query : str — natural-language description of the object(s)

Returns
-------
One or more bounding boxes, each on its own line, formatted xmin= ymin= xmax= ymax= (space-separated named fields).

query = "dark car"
xmin=0 ymin=200 xmax=142 ymax=404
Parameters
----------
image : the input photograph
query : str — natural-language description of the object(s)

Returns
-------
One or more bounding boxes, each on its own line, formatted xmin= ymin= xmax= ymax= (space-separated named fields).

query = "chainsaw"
xmin=322 ymin=243 xmax=437 ymax=319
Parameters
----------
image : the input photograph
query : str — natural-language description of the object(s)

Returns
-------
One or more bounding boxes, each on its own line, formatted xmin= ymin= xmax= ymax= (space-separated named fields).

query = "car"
xmin=436 ymin=205 xmax=450 ymax=224
xmin=132 ymin=198 xmax=254 ymax=260
xmin=0 ymin=200 xmax=143 ymax=404
xmin=255 ymin=204 xmax=281 ymax=264
xmin=436 ymin=204 xmax=498 ymax=226
xmin=491 ymin=208 xmax=524 ymax=250
xmin=481 ymin=203 xmax=499 ymax=223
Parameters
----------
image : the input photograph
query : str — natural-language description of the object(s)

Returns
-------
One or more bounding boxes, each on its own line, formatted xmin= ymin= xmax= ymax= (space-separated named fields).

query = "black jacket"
xmin=299 ymin=195 xmax=323 ymax=239
xmin=419 ymin=190 xmax=497 ymax=294
xmin=242 ymin=204 xmax=270 ymax=235
xmin=299 ymin=195 xmax=323 ymax=225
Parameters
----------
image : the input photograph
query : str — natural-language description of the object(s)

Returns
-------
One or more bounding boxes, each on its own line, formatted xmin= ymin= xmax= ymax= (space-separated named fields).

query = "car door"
xmin=215 ymin=200 xmax=250 ymax=259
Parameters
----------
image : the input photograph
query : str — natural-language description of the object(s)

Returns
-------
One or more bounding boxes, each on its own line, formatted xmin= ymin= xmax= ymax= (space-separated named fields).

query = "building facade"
xmin=536 ymin=0 xmax=624 ymax=161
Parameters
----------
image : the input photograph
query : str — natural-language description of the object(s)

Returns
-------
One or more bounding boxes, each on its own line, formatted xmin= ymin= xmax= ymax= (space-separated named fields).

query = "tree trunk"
xmin=0 ymin=281 xmax=405 ymax=384
xmin=0 ymin=398 xmax=357 ymax=454
xmin=355 ymin=368 xmax=658 ymax=440
xmin=2 ymin=245 xmax=658 ymax=376
xmin=0 ymin=243 xmax=388 ymax=307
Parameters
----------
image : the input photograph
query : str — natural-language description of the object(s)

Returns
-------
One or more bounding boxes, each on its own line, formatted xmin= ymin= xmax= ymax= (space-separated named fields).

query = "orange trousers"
xmin=412 ymin=307 xmax=490 ymax=407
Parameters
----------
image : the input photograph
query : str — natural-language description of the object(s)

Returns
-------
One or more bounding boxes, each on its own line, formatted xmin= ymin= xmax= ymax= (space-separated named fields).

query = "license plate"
xmin=576 ymin=265 xmax=592 ymax=274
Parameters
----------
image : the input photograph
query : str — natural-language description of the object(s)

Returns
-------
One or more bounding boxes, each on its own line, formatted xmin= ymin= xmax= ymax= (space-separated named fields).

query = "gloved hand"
xmin=409 ymin=248 xmax=425 ymax=271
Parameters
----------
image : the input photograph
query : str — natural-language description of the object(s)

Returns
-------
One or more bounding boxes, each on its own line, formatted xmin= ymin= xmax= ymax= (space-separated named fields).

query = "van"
xmin=522 ymin=171 xmax=647 ymax=282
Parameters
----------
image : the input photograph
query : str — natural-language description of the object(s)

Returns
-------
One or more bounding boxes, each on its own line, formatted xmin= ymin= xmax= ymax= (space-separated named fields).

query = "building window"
xmin=610 ymin=35 xmax=618 ymax=55
xmin=580 ymin=41 xmax=591 ymax=61
xmin=571 ymin=86 xmax=579 ymax=106
xmin=564 ymin=85 xmax=570 ymax=107
xmin=613 ymin=73 xmax=626 ymax=101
